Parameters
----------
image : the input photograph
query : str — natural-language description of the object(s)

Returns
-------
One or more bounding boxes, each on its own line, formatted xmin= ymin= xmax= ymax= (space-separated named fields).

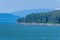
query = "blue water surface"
xmin=0 ymin=22 xmax=60 ymax=40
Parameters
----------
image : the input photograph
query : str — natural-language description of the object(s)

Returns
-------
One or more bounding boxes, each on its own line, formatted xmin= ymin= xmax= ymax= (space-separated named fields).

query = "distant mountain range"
xmin=0 ymin=13 xmax=20 ymax=22
xmin=0 ymin=9 xmax=54 ymax=22
xmin=12 ymin=9 xmax=53 ymax=17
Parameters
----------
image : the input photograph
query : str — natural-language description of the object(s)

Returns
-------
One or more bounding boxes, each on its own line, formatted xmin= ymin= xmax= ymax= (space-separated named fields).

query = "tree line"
xmin=17 ymin=10 xmax=60 ymax=24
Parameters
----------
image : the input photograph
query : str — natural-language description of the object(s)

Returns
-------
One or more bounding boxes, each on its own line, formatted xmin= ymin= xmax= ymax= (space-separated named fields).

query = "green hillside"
xmin=17 ymin=10 xmax=60 ymax=24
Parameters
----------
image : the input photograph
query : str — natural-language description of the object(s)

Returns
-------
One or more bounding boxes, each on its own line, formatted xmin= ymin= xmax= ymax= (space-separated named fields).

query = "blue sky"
xmin=0 ymin=0 xmax=60 ymax=13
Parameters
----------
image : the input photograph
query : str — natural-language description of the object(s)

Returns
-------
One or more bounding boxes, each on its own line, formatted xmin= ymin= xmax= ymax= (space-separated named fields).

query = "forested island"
xmin=17 ymin=10 xmax=60 ymax=25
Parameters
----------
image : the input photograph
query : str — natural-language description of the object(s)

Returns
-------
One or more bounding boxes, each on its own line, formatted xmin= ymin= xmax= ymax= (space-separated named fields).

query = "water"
xmin=0 ymin=22 xmax=60 ymax=40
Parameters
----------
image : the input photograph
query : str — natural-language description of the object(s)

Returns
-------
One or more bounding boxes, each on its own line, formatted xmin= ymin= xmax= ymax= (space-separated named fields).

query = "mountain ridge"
xmin=0 ymin=9 xmax=54 ymax=22
xmin=11 ymin=9 xmax=53 ymax=17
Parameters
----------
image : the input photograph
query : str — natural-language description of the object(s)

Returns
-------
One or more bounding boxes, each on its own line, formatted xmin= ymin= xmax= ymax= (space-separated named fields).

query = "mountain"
xmin=12 ymin=9 xmax=53 ymax=17
xmin=17 ymin=10 xmax=60 ymax=24
xmin=0 ymin=9 xmax=53 ymax=22
xmin=0 ymin=13 xmax=20 ymax=22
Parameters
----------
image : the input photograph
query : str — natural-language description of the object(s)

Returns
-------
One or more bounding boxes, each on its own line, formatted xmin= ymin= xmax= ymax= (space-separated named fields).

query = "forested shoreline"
xmin=17 ymin=10 xmax=60 ymax=24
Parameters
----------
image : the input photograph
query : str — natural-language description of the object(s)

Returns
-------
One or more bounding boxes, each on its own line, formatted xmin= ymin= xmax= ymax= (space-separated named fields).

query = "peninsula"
xmin=17 ymin=10 xmax=60 ymax=26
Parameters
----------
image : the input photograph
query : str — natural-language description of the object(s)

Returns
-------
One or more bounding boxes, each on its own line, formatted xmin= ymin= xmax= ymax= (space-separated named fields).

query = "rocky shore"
xmin=17 ymin=22 xmax=60 ymax=26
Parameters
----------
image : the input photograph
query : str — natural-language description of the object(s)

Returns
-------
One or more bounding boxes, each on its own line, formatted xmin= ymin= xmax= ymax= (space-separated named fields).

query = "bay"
xmin=0 ymin=22 xmax=60 ymax=40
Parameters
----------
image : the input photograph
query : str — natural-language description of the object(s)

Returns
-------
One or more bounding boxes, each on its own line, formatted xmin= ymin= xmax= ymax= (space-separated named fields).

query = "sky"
xmin=0 ymin=0 xmax=60 ymax=13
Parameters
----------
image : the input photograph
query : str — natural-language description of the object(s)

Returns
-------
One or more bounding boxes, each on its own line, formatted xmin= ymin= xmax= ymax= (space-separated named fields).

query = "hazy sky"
xmin=0 ymin=0 xmax=60 ymax=13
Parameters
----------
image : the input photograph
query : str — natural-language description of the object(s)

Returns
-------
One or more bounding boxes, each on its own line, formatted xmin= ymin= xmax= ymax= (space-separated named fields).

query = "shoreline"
xmin=17 ymin=22 xmax=60 ymax=26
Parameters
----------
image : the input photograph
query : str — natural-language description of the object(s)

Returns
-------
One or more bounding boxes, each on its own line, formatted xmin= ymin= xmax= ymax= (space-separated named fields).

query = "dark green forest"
xmin=17 ymin=10 xmax=60 ymax=24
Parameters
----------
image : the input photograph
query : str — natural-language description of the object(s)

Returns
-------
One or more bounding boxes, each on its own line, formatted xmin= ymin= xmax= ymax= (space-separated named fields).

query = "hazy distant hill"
xmin=12 ymin=9 xmax=53 ymax=17
xmin=0 ymin=9 xmax=53 ymax=22
xmin=0 ymin=13 xmax=20 ymax=22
